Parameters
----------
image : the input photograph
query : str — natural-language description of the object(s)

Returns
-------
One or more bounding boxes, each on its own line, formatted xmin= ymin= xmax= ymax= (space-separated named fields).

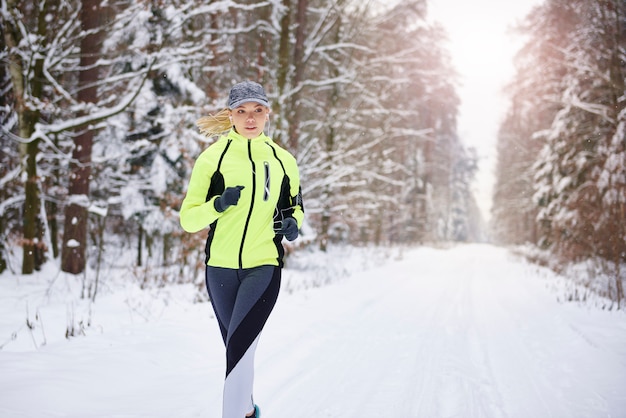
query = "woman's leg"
xmin=206 ymin=266 xmax=239 ymax=345
xmin=206 ymin=265 xmax=281 ymax=418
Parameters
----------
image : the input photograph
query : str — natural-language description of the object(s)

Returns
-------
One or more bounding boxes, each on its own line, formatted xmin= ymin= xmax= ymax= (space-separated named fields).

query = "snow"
xmin=120 ymin=185 xmax=149 ymax=220
xmin=65 ymin=239 xmax=80 ymax=248
xmin=67 ymin=194 xmax=90 ymax=208
xmin=164 ymin=65 xmax=206 ymax=105
xmin=88 ymin=204 xmax=108 ymax=218
xmin=1 ymin=244 xmax=625 ymax=418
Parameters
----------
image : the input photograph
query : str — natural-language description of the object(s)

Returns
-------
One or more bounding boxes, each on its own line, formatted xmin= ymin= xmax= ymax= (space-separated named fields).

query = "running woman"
xmin=180 ymin=81 xmax=304 ymax=418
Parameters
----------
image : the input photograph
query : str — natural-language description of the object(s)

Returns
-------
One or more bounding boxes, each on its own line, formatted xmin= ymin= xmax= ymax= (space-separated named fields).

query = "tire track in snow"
xmin=408 ymin=246 xmax=508 ymax=418
xmin=467 ymin=247 xmax=618 ymax=418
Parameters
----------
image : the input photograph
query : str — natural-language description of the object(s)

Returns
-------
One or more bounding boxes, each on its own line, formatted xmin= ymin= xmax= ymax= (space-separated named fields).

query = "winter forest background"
xmin=0 ymin=0 xmax=624 ymax=306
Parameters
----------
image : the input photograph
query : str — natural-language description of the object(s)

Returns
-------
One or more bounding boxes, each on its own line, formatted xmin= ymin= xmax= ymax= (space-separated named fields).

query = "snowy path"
xmin=258 ymin=245 xmax=626 ymax=418
xmin=1 ymin=244 xmax=625 ymax=417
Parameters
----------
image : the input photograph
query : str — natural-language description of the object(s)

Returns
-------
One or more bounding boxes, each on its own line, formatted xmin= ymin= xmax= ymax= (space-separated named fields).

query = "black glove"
xmin=214 ymin=185 xmax=244 ymax=212
xmin=278 ymin=217 xmax=299 ymax=241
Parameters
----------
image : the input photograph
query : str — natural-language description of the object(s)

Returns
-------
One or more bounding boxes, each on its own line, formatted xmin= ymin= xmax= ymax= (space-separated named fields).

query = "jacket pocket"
xmin=263 ymin=161 xmax=270 ymax=201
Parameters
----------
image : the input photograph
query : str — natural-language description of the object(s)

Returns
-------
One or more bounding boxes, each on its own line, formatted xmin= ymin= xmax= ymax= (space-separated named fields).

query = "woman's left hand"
xmin=277 ymin=217 xmax=298 ymax=241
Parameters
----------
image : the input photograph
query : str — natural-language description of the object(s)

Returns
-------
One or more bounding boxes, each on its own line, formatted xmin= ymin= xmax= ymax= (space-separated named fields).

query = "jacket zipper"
xmin=238 ymin=139 xmax=256 ymax=269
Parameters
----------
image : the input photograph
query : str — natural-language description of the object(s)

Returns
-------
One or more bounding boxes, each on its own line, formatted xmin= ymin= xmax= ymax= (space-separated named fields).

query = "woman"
xmin=180 ymin=81 xmax=304 ymax=418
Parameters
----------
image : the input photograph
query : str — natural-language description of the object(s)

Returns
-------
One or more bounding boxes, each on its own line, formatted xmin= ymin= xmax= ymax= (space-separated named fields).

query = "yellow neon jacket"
xmin=180 ymin=129 xmax=304 ymax=269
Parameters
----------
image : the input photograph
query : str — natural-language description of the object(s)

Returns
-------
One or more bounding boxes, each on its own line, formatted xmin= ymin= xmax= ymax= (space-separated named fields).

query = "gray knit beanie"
xmin=228 ymin=81 xmax=270 ymax=109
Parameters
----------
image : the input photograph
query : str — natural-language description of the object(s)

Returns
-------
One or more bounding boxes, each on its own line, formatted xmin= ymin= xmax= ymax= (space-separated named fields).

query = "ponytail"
xmin=196 ymin=108 xmax=232 ymax=138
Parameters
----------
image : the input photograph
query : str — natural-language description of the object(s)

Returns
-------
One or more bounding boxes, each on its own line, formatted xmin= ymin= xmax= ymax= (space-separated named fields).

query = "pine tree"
xmin=492 ymin=0 xmax=576 ymax=245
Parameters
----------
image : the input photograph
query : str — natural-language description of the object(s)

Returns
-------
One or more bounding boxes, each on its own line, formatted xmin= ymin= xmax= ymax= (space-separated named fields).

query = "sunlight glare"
xmin=428 ymin=0 xmax=541 ymax=221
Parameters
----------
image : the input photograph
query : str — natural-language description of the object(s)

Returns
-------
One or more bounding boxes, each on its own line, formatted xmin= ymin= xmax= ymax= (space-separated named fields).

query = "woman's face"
xmin=230 ymin=102 xmax=269 ymax=139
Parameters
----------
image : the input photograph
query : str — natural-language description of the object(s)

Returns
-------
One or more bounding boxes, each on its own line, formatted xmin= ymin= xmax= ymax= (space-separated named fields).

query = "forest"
xmin=492 ymin=0 xmax=625 ymax=305
xmin=0 ymin=0 xmax=624 ymax=305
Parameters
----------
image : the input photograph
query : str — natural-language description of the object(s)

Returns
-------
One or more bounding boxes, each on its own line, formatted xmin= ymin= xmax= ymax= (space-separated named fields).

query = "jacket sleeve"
xmin=179 ymin=150 xmax=222 ymax=233
xmin=285 ymin=153 xmax=305 ymax=228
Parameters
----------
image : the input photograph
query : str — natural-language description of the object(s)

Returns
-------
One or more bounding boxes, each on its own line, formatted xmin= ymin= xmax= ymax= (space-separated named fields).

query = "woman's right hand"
xmin=214 ymin=185 xmax=245 ymax=212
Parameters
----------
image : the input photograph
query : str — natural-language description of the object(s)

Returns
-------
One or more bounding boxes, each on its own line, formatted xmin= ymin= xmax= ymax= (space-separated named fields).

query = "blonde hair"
xmin=196 ymin=108 xmax=232 ymax=138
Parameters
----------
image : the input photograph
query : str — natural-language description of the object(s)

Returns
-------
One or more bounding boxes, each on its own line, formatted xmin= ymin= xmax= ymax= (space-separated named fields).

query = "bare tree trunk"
xmin=23 ymin=137 xmax=46 ymax=272
xmin=45 ymin=136 xmax=60 ymax=259
xmin=318 ymin=122 xmax=334 ymax=252
xmin=606 ymin=0 xmax=625 ymax=307
xmin=286 ymin=0 xmax=308 ymax=154
xmin=61 ymin=0 xmax=102 ymax=274
xmin=318 ymin=21 xmax=341 ymax=251
xmin=274 ymin=0 xmax=292 ymax=147
xmin=137 ymin=223 xmax=143 ymax=267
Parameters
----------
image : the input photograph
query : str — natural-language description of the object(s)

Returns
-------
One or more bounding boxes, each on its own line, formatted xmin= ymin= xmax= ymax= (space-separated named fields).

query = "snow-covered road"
xmin=259 ymin=245 xmax=626 ymax=418
xmin=1 ymin=244 xmax=625 ymax=417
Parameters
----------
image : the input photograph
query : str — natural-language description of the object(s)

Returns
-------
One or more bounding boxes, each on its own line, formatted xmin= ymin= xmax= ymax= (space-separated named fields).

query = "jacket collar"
xmin=227 ymin=129 xmax=270 ymax=143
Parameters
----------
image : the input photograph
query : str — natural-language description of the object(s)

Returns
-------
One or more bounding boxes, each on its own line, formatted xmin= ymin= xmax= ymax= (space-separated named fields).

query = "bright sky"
xmin=427 ymin=0 xmax=542 ymax=221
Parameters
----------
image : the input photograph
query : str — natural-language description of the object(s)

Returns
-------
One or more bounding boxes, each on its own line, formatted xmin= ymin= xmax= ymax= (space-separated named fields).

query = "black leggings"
xmin=206 ymin=265 xmax=281 ymax=417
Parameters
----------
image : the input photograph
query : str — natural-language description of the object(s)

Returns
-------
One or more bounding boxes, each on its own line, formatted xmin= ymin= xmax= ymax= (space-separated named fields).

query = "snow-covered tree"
xmin=1 ymin=0 xmax=476 ymax=286
xmin=495 ymin=0 xmax=625 ymax=304
xmin=355 ymin=0 xmax=471 ymax=245
xmin=534 ymin=0 xmax=625 ymax=265
xmin=2 ymin=0 xmax=158 ymax=275
xmin=492 ymin=0 xmax=575 ymax=245
xmin=2 ymin=0 xmax=53 ymax=273
xmin=0 ymin=23 xmax=17 ymax=273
